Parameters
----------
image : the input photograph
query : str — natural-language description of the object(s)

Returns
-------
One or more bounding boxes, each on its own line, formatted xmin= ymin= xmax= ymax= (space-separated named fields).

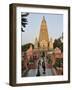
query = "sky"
xmin=21 ymin=13 xmax=63 ymax=45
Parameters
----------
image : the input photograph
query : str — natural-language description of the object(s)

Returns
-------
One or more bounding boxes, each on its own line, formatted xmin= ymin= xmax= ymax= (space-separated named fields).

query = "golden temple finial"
xmin=42 ymin=16 xmax=46 ymax=22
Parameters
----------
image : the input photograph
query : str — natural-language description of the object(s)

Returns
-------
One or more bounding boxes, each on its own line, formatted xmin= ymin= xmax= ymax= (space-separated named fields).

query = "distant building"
xmin=49 ymin=37 xmax=53 ymax=50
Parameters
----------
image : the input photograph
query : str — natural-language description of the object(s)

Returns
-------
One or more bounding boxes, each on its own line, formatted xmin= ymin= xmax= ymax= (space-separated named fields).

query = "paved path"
xmin=23 ymin=57 xmax=53 ymax=77
xmin=27 ymin=68 xmax=53 ymax=77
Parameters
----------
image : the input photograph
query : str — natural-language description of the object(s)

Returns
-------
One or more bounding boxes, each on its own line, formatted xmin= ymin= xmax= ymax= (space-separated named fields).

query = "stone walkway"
xmin=22 ymin=57 xmax=54 ymax=77
xmin=26 ymin=67 xmax=53 ymax=77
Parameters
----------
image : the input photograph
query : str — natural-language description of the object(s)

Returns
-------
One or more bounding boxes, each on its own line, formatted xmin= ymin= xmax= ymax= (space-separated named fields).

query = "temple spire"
xmin=43 ymin=16 xmax=45 ymax=20
xmin=34 ymin=37 xmax=38 ymax=49
xmin=39 ymin=16 xmax=49 ymax=49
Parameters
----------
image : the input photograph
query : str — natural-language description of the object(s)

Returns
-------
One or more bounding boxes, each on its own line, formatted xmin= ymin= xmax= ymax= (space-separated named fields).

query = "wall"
xmin=0 ymin=0 xmax=72 ymax=90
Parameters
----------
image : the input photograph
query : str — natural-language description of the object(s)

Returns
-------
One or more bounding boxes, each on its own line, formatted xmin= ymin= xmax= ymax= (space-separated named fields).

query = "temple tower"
xmin=39 ymin=16 xmax=49 ymax=49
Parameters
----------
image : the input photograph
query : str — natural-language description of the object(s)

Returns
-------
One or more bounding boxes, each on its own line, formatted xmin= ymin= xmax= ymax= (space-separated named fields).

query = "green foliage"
xmin=21 ymin=13 xmax=29 ymax=32
xmin=22 ymin=43 xmax=34 ymax=52
xmin=48 ymin=58 xmax=52 ymax=64
xmin=53 ymin=58 xmax=63 ymax=68
xmin=53 ymin=39 xmax=63 ymax=52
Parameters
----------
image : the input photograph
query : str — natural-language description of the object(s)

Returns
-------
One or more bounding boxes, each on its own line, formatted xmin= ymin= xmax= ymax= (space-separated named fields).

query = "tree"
xmin=21 ymin=13 xmax=29 ymax=32
xmin=53 ymin=38 xmax=63 ymax=52
xmin=22 ymin=43 xmax=34 ymax=52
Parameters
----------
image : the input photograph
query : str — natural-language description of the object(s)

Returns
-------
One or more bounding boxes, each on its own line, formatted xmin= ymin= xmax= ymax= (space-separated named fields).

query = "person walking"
xmin=42 ymin=60 xmax=46 ymax=74
xmin=36 ymin=60 xmax=41 ymax=76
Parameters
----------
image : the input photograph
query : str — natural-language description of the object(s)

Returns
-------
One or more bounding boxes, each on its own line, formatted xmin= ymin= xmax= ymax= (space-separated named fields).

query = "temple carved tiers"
xmin=39 ymin=16 xmax=49 ymax=49
xmin=34 ymin=16 xmax=53 ymax=50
